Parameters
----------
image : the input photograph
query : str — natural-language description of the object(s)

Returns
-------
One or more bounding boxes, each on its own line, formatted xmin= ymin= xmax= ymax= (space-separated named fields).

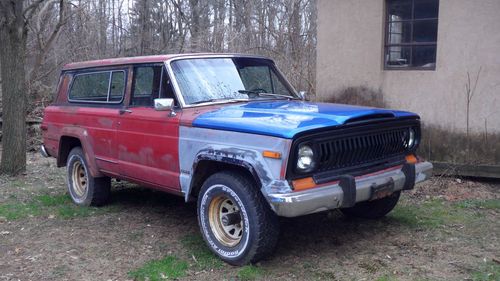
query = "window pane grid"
xmin=385 ymin=0 xmax=439 ymax=70
xmin=387 ymin=17 xmax=438 ymax=23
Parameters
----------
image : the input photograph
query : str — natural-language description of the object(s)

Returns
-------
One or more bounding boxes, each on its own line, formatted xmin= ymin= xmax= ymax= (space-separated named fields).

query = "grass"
xmin=0 ymin=193 xmax=121 ymax=220
xmin=128 ymin=234 xmax=224 ymax=280
xmin=456 ymin=199 xmax=500 ymax=210
xmin=389 ymin=199 xmax=482 ymax=229
xmin=471 ymin=261 xmax=500 ymax=281
xmin=128 ymin=255 xmax=188 ymax=281
xmin=238 ymin=265 xmax=265 ymax=281
xmin=180 ymin=233 xmax=224 ymax=270
xmin=375 ymin=275 xmax=398 ymax=281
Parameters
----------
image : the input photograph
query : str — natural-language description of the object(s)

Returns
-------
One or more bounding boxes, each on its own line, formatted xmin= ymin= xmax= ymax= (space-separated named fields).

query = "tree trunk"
xmin=0 ymin=2 xmax=28 ymax=175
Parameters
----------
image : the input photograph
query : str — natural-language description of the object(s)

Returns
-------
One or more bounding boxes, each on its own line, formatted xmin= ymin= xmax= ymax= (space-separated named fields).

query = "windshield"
xmin=170 ymin=57 xmax=297 ymax=105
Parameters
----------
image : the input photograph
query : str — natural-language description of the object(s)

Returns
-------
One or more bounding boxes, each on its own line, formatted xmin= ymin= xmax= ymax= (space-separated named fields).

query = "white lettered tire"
xmin=197 ymin=171 xmax=279 ymax=265
xmin=66 ymin=147 xmax=111 ymax=206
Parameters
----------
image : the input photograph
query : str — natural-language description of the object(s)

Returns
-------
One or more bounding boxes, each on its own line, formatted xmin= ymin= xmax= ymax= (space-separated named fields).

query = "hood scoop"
xmin=344 ymin=113 xmax=395 ymax=124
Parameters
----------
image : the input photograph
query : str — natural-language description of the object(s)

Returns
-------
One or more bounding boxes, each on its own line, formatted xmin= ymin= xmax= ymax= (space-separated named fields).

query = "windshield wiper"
xmin=189 ymin=98 xmax=247 ymax=105
xmin=238 ymin=90 xmax=296 ymax=100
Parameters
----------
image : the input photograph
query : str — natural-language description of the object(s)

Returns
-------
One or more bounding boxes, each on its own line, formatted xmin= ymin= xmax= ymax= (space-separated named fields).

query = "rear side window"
xmin=69 ymin=71 xmax=126 ymax=103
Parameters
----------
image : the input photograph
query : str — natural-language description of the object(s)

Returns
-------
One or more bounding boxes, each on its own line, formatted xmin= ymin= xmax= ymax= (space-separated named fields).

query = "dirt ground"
xmin=0 ymin=152 xmax=499 ymax=281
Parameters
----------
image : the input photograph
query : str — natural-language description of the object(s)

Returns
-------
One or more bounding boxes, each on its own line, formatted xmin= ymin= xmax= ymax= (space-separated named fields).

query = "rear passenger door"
xmin=67 ymin=69 xmax=127 ymax=175
xmin=117 ymin=64 xmax=181 ymax=191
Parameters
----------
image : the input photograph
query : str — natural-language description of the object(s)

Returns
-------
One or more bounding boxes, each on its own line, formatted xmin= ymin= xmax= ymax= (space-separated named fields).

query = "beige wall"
xmin=317 ymin=0 xmax=500 ymax=133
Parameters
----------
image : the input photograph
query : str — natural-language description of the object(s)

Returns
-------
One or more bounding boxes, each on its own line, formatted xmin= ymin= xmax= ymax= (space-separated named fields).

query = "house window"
xmin=385 ymin=0 xmax=439 ymax=70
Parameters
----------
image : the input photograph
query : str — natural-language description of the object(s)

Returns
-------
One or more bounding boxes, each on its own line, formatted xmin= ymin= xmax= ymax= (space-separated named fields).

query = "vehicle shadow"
xmin=108 ymin=184 xmax=198 ymax=218
xmin=106 ymin=184 xmax=406 ymax=260
xmin=273 ymin=211 xmax=407 ymax=260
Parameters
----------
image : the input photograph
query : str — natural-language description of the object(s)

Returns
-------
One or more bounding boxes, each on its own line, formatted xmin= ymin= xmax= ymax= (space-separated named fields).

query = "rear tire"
xmin=66 ymin=147 xmax=110 ymax=206
xmin=340 ymin=191 xmax=401 ymax=219
xmin=197 ymin=171 xmax=279 ymax=265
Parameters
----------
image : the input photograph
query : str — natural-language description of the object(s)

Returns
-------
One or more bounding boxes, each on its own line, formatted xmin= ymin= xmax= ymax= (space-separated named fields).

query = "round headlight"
xmin=407 ymin=128 xmax=415 ymax=148
xmin=297 ymin=144 xmax=315 ymax=172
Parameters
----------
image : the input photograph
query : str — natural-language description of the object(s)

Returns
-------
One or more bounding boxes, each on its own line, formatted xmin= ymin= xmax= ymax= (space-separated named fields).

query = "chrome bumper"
xmin=40 ymin=144 xmax=49 ymax=158
xmin=267 ymin=161 xmax=433 ymax=217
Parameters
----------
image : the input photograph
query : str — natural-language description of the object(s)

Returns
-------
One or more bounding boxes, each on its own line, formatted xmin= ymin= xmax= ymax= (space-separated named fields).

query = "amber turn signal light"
xmin=405 ymin=154 xmax=417 ymax=164
xmin=262 ymin=151 xmax=281 ymax=159
xmin=292 ymin=177 xmax=317 ymax=191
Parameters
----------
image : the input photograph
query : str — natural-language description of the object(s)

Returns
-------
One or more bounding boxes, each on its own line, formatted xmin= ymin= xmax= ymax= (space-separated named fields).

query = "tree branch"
xmin=23 ymin=0 xmax=45 ymax=22
xmin=29 ymin=0 xmax=65 ymax=82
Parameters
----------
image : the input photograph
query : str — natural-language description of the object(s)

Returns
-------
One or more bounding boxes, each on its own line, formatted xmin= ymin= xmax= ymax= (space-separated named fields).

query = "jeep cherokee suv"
xmin=41 ymin=53 xmax=432 ymax=265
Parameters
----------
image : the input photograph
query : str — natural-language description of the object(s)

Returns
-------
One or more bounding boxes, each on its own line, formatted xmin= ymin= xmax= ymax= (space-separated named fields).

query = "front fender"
xmin=179 ymin=126 xmax=292 ymax=202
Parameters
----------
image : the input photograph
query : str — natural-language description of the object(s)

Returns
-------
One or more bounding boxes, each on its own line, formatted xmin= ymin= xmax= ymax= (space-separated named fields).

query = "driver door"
xmin=116 ymin=64 xmax=181 ymax=192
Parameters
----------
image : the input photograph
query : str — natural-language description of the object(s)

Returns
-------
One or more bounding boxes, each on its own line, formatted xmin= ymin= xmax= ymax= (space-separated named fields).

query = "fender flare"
xmin=185 ymin=150 xmax=271 ymax=201
xmin=59 ymin=126 xmax=103 ymax=178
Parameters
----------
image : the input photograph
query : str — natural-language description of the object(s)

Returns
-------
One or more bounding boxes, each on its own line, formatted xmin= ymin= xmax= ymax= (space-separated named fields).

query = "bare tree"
xmin=0 ymin=0 xmax=318 ymax=174
xmin=0 ymin=0 xmax=65 ymax=175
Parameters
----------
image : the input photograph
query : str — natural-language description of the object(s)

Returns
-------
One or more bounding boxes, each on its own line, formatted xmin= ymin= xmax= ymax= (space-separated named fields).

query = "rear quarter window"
xmin=69 ymin=71 xmax=126 ymax=103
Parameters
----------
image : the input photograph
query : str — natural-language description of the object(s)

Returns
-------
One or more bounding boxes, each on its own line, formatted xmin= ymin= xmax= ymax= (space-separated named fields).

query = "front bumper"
xmin=267 ymin=161 xmax=433 ymax=217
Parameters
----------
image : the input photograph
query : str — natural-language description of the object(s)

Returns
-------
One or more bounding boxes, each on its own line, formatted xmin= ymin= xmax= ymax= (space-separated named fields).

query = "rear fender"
xmin=59 ymin=126 xmax=103 ymax=178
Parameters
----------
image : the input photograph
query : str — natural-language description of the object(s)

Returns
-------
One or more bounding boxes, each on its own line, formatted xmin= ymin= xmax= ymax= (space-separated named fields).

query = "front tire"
xmin=66 ymin=147 xmax=110 ymax=206
xmin=197 ymin=171 xmax=279 ymax=265
xmin=340 ymin=191 xmax=401 ymax=219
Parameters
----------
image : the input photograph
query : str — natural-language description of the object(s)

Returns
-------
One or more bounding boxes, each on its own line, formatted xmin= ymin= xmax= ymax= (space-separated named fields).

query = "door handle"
xmin=119 ymin=109 xmax=132 ymax=115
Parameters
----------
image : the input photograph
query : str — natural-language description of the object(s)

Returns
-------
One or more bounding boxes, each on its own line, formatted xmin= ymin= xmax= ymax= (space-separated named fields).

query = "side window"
xmin=69 ymin=71 xmax=125 ymax=103
xmin=160 ymin=68 xmax=176 ymax=100
xmin=239 ymin=65 xmax=291 ymax=95
xmin=271 ymin=71 xmax=291 ymax=96
xmin=109 ymin=72 xmax=125 ymax=102
xmin=239 ymin=66 xmax=273 ymax=93
xmin=132 ymin=65 xmax=177 ymax=107
xmin=131 ymin=66 xmax=161 ymax=106
xmin=69 ymin=72 xmax=109 ymax=101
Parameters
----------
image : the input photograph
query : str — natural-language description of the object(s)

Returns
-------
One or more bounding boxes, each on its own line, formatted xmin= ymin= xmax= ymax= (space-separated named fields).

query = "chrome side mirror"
xmin=298 ymin=91 xmax=309 ymax=101
xmin=154 ymin=98 xmax=174 ymax=111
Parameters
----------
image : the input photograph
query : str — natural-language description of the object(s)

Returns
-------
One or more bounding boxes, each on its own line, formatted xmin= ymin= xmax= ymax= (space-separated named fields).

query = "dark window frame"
xmin=384 ymin=0 xmax=439 ymax=70
xmin=68 ymin=69 xmax=127 ymax=104
xmin=130 ymin=63 xmax=178 ymax=107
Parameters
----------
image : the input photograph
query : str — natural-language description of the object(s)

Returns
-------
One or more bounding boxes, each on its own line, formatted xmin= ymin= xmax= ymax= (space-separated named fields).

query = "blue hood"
xmin=192 ymin=101 xmax=419 ymax=139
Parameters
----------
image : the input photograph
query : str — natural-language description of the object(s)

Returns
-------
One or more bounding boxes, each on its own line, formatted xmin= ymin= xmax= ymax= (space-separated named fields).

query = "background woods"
xmin=28 ymin=0 xmax=317 ymax=101
xmin=0 ymin=0 xmax=317 ymax=174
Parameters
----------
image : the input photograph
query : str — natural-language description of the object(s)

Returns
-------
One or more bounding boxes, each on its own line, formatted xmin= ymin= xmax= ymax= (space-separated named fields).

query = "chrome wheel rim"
xmin=208 ymin=195 xmax=243 ymax=247
xmin=71 ymin=160 xmax=87 ymax=198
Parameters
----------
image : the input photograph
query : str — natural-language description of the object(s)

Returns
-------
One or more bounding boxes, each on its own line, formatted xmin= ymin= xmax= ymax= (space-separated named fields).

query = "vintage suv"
xmin=41 ymin=53 xmax=432 ymax=265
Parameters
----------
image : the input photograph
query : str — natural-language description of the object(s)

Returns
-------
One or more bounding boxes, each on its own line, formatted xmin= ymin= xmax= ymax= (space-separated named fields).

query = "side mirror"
xmin=298 ymin=91 xmax=309 ymax=101
xmin=154 ymin=98 xmax=174 ymax=111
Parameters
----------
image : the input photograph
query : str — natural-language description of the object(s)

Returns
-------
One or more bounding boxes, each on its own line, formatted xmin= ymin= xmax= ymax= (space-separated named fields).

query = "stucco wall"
xmin=317 ymin=0 xmax=500 ymax=134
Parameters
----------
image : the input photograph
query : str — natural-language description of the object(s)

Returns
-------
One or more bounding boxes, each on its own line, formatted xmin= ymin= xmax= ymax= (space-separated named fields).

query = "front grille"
xmin=287 ymin=119 xmax=420 ymax=179
xmin=317 ymin=128 xmax=412 ymax=172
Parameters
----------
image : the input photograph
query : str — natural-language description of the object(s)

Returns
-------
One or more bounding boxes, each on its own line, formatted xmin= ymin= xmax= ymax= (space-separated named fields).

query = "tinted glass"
xmin=133 ymin=67 xmax=155 ymax=97
xmin=388 ymin=21 xmax=412 ymax=44
xmin=387 ymin=0 xmax=412 ymax=21
xmin=271 ymin=71 xmax=291 ymax=96
xmin=70 ymin=72 xmax=110 ymax=101
xmin=413 ymin=20 xmax=438 ymax=42
xmin=412 ymin=45 xmax=437 ymax=67
xmin=132 ymin=66 xmax=162 ymax=106
xmin=109 ymin=71 xmax=125 ymax=102
xmin=414 ymin=0 xmax=439 ymax=19
xmin=240 ymin=66 xmax=273 ymax=93
xmin=386 ymin=46 xmax=411 ymax=67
